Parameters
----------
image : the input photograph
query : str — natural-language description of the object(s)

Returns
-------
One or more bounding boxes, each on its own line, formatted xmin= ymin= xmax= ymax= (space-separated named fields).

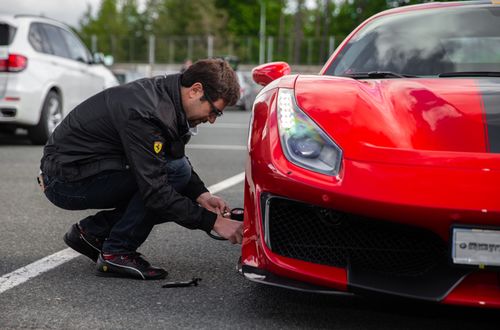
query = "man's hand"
xmin=197 ymin=192 xmax=230 ymax=215
xmin=212 ymin=214 xmax=243 ymax=244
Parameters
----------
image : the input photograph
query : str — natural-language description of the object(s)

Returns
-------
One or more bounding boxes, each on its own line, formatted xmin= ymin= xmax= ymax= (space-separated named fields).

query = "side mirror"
xmin=93 ymin=52 xmax=114 ymax=66
xmin=93 ymin=52 xmax=105 ymax=64
xmin=252 ymin=61 xmax=291 ymax=86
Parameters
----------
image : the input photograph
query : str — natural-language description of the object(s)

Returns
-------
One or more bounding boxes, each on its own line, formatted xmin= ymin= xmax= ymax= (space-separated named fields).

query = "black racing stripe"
xmin=478 ymin=79 xmax=500 ymax=153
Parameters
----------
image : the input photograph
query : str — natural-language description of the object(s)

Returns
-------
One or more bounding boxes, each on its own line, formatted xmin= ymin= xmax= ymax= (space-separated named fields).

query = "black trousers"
xmin=44 ymin=157 xmax=192 ymax=253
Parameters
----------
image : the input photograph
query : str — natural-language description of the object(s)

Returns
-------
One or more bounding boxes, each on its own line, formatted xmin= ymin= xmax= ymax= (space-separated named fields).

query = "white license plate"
xmin=452 ymin=227 xmax=500 ymax=267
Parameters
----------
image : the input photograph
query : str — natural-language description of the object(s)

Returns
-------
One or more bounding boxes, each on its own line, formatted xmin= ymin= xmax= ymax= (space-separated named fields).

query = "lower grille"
xmin=266 ymin=196 xmax=448 ymax=277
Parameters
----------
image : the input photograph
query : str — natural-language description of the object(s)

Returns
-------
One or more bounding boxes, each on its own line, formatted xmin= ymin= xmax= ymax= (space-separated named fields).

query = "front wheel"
xmin=28 ymin=91 xmax=62 ymax=145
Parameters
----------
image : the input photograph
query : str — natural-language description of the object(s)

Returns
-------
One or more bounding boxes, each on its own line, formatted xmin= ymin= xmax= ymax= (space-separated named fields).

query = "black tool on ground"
xmin=162 ymin=277 xmax=202 ymax=288
xmin=207 ymin=207 xmax=244 ymax=241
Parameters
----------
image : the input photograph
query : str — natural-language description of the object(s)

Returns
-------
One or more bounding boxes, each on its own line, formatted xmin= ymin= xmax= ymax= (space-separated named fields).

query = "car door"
xmin=59 ymin=28 xmax=103 ymax=99
xmin=39 ymin=23 xmax=86 ymax=116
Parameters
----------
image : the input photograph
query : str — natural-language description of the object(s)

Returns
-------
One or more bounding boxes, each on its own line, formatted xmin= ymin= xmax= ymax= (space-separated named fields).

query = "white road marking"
xmin=187 ymin=144 xmax=246 ymax=151
xmin=0 ymin=172 xmax=246 ymax=294
xmin=208 ymin=172 xmax=245 ymax=194
xmin=0 ymin=249 xmax=80 ymax=294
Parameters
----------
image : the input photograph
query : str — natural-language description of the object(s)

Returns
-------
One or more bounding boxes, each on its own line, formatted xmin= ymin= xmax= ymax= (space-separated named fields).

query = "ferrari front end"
xmin=240 ymin=1 xmax=500 ymax=308
xmin=241 ymin=80 xmax=500 ymax=308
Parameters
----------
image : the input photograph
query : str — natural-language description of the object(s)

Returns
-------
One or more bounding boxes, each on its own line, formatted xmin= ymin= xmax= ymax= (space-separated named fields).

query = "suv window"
xmin=0 ymin=23 xmax=16 ymax=45
xmin=39 ymin=23 xmax=70 ymax=59
xmin=60 ymin=29 xmax=91 ymax=63
xmin=28 ymin=23 xmax=52 ymax=53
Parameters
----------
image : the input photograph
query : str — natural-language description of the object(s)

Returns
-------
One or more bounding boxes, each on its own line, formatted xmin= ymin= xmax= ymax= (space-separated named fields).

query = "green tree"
xmin=213 ymin=0 xmax=285 ymax=62
xmin=79 ymin=0 xmax=127 ymax=60
xmin=119 ymin=0 xmax=148 ymax=61
xmin=214 ymin=0 xmax=284 ymax=37
xmin=76 ymin=0 xmax=460 ymax=65
xmin=149 ymin=0 xmax=227 ymax=62
xmin=333 ymin=0 xmax=387 ymax=41
xmin=292 ymin=0 xmax=305 ymax=64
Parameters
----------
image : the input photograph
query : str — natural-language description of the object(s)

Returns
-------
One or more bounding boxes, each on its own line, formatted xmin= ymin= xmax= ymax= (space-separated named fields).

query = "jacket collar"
xmin=162 ymin=73 xmax=189 ymax=135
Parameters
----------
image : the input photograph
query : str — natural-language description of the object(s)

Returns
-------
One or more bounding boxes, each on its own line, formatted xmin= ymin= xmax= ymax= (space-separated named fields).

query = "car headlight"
xmin=277 ymin=88 xmax=342 ymax=176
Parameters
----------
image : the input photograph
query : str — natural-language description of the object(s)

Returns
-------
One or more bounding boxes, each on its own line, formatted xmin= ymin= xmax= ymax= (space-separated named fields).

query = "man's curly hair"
xmin=180 ymin=58 xmax=240 ymax=107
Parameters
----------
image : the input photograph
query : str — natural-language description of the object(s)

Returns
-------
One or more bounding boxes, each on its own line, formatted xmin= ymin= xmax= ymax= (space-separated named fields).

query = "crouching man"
xmin=39 ymin=59 xmax=243 ymax=280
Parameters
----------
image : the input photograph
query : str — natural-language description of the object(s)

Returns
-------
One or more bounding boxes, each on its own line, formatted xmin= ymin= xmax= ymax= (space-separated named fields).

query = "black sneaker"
xmin=63 ymin=223 xmax=103 ymax=262
xmin=96 ymin=253 xmax=168 ymax=280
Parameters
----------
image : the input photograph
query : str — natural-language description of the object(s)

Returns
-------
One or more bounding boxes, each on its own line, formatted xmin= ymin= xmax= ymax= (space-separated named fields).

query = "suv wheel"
xmin=28 ymin=90 xmax=62 ymax=145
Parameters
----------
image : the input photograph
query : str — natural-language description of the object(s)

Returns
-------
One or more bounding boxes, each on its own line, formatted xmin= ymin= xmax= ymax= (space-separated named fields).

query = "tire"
xmin=28 ymin=91 xmax=62 ymax=145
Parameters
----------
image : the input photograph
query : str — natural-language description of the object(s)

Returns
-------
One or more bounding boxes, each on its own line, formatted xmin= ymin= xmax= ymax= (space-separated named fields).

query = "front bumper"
xmin=0 ymin=72 xmax=44 ymax=126
xmin=241 ymin=157 xmax=500 ymax=308
xmin=259 ymin=194 xmax=471 ymax=301
xmin=239 ymin=261 xmax=353 ymax=296
xmin=242 ymin=83 xmax=500 ymax=308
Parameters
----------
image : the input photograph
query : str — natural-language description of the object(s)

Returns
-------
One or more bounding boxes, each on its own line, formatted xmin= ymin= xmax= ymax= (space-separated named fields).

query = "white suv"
xmin=0 ymin=15 xmax=118 ymax=144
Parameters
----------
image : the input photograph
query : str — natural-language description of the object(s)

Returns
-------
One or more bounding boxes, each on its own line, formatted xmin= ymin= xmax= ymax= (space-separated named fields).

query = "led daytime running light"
xmin=278 ymin=91 xmax=294 ymax=129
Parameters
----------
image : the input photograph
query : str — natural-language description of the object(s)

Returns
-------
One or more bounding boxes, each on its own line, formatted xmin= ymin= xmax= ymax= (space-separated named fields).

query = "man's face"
xmin=182 ymin=83 xmax=226 ymax=127
xmin=188 ymin=96 xmax=225 ymax=127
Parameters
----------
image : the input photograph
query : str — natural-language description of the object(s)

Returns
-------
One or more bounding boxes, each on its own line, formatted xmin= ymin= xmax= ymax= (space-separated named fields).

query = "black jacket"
xmin=40 ymin=74 xmax=217 ymax=232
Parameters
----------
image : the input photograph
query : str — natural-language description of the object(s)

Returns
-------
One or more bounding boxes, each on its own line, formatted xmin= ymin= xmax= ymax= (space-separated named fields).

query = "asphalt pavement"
xmin=0 ymin=111 xmax=499 ymax=329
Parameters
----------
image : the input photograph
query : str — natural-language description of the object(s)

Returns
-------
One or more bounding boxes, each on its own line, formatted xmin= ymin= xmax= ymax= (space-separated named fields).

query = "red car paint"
xmin=242 ymin=1 xmax=500 ymax=308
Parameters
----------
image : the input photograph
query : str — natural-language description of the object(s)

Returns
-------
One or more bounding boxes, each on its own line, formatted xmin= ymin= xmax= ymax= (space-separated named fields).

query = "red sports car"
xmin=240 ymin=1 xmax=500 ymax=308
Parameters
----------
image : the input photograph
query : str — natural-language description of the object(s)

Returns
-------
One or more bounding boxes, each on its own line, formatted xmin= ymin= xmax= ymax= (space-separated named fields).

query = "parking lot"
xmin=0 ymin=111 xmax=499 ymax=329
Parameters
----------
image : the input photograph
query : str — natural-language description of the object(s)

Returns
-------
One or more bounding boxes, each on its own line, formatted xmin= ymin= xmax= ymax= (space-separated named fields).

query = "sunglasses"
xmin=204 ymin=92 xmax=223 ymax=118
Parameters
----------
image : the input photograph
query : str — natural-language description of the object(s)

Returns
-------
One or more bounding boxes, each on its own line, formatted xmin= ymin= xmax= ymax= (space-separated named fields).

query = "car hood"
xmin=294 ymin=76 xmax=500 ymax=164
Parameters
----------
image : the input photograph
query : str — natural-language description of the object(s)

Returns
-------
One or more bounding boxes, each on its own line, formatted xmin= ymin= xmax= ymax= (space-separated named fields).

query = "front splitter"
xmin=238 ymin=261 xmax=354 ymax=296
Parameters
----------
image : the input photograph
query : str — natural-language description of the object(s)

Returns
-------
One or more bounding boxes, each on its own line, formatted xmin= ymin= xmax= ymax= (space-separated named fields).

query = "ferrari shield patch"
xmin=154 ymin=141 xmax=163 ymax=154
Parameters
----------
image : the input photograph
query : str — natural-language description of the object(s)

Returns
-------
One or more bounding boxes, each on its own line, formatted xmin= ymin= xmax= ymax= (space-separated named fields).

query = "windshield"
xmin=324 ymin=5 xmax=500 ymax=77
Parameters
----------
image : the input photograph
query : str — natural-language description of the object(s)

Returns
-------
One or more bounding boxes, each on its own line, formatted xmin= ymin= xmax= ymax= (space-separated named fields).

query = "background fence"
xmin=83 ymin=34 xmax=341 ymax=65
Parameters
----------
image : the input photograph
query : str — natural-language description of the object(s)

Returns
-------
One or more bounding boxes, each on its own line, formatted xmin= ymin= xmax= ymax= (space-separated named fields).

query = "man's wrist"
xmin=196 ymin=191 xmax=211 ymax=204
xmin=200 ymin=208 xmax=218 ymax=233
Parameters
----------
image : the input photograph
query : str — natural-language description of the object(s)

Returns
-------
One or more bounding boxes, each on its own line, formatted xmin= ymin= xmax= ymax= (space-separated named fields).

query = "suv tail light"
xmin=0 ymin=54 xmax=28 ymax=72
